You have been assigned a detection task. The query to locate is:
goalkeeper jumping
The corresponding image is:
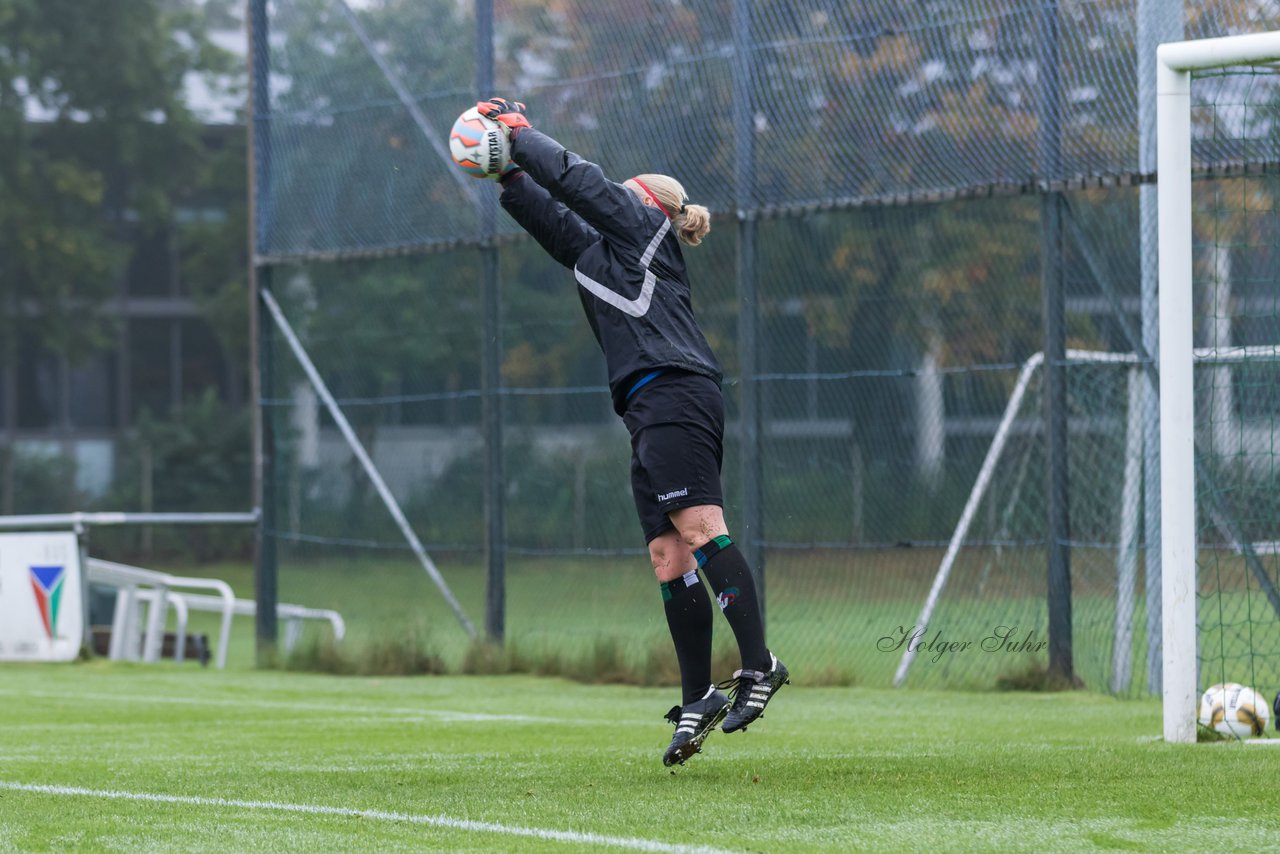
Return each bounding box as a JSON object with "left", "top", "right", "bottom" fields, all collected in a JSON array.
[{"left": 476, "top": 98, "right": 789, "bottom": 767}]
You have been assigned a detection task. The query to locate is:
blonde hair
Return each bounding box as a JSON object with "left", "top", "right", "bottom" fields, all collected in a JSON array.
[{"left": 632, "top": 173, "right": 711, "bottom": 247}]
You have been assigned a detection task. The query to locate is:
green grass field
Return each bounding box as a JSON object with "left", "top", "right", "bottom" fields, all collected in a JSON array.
[{"left": 2, "top": 662, "right": 1278, "bottom": 852}]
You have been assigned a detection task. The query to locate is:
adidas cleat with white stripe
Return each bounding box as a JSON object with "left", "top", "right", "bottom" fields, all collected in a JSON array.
[
  {"left": 662, "top": 689, "right": 731, "bottom": 767},
  {"left": 720, "top": 653, "right": 790, "bottom": 734}
]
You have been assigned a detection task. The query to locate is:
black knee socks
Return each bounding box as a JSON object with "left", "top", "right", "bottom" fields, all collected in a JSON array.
[
  {"left": 694, "top": 535, "right": 770, "bottom": 672},
  {"left": 660, "top": 569, "right": 714, "bottom": 705}
]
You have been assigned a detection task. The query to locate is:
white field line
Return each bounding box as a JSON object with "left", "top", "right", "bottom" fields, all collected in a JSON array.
[
  {"left": 0, "top": 688, "right": 650, "bottom": 726},
  {"left": 0, "top": 781, "right": 736, "bottom": 854}
]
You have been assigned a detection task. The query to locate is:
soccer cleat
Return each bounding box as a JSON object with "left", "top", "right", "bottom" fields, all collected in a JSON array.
[
  {"left": 720, "top": 653, "right": 790, "bottom": 734},
  {"left": 662, "top": 689, "right": 730, "bottom": 767}
]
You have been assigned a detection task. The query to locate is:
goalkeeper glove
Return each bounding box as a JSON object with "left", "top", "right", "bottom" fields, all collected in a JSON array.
[{"left": 476, "top": 98, "right": 531, "bottom": 138}]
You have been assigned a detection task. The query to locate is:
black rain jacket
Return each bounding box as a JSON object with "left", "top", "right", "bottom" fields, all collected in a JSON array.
[{"left": 499, "top": 129, "right": 723, "bottom": 415}]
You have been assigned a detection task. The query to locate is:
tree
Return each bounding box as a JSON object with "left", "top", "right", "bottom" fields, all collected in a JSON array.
[{"left": 0, "top": 0, "right": 234, "bottom": 364}]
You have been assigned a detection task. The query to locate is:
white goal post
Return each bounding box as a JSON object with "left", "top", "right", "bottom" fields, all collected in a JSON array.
[{"left": 1157, "top": 30, "right": 1280, "bottom": 744}]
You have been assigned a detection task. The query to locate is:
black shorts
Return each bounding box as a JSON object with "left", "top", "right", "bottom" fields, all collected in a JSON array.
[{"left": 621, "top": 371, "right": 725, "bottom": 543}]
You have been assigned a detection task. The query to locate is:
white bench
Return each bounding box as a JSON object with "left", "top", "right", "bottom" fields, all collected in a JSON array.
[
  {"left": 87, "top": 559, "right": 236, "bottom": 668},
  {"left": 86, "top": 558, "right": 344, "bottom": 669},
  {"left": 158, "top": 591, "right": 345, "bottom": 654}
]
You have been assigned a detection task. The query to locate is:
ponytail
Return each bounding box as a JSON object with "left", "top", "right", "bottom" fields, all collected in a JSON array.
[
  {"left": 675, "top": 204, "right": 711, "bottom": 247},
  {"left": 631, "top": 173, "right": 712, "bottom": 247}
]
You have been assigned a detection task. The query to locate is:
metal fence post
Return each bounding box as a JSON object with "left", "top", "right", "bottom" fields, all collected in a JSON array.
[
  {"left": 1038, "top": 0, "right": 1073, "bottom": 683},
  {"left": 248, "top": 0, "right": 277, "bottom": 662},
  {"left": 477, "top": 0, "right": 505, "bottom": 643},
  {"left": 1138, "top": 0, "right": 1183, "bottom": 697},
  {"left": 732, "top": 0, "right": 764, "bottom": 626},
  {"left": 256, "top": 269, "right": 278, "bottom": 660}
]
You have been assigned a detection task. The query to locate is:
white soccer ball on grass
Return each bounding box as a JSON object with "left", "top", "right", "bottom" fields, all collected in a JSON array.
[{"left": 1199, "top": 682, "right": 1270, "bottom": 738}]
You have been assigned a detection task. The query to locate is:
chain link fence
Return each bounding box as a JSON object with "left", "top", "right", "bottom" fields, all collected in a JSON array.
[{"left": 253, "top": 0, "right": 1280, "bottom": 692}]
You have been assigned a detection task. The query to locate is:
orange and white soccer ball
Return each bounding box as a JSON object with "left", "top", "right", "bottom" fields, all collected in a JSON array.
[
  {"left": 1199, "top": 682, "right": 1270, "bottom": 738},
  {"left": 448, "top": 107, "right": 509, "bottom": 179}
]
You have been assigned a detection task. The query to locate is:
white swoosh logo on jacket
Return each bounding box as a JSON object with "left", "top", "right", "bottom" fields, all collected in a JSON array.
[{"left": 573, "top": 218, "right": 669, "bottom": 318}]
